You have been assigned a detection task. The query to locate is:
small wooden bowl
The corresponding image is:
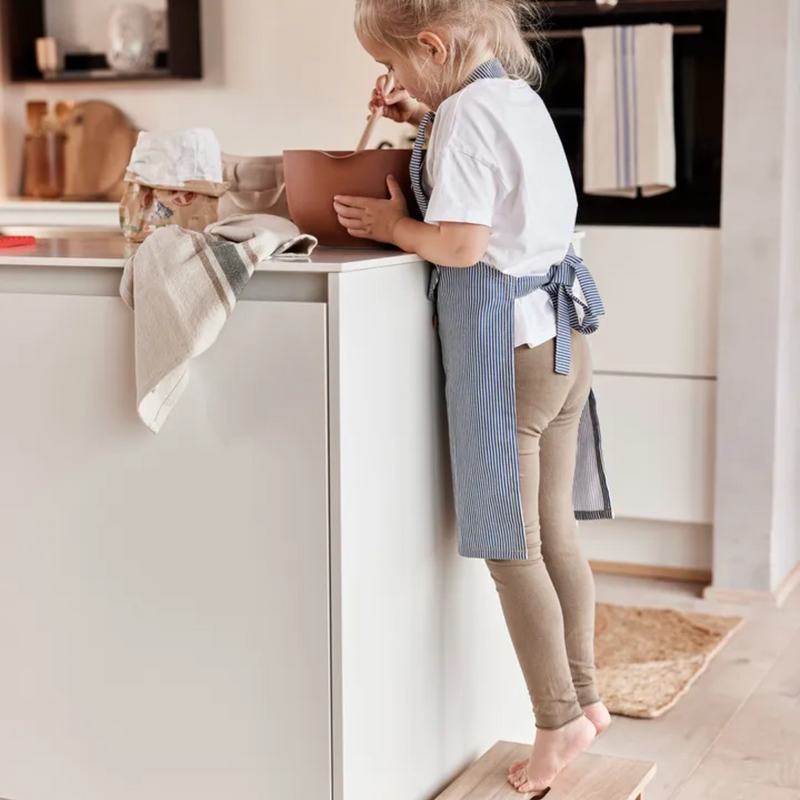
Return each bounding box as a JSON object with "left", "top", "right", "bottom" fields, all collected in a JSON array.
[{"left": 283, "top": 149, "right": 416, "bottom": 248}]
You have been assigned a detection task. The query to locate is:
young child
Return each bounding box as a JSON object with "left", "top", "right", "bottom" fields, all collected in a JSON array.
[{"left": 334, "top": 0, "right": 614, "bottom": 793}]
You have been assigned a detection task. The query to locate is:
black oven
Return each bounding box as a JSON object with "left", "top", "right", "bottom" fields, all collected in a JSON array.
[{"left": 535, "top": 0, "right": 726, "bottom": 227}]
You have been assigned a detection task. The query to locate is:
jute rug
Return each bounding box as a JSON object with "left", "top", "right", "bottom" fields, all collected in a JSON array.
[{"left": 595, "top": 603, "right": 744, "bottom": 719}]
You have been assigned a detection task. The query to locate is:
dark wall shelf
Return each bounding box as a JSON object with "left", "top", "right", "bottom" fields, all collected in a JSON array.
[
  {"left": 32, "top": 70, "right": 175, "bottom": 84},
  {"left": 2, "top": 0, "right": 202, "bottom": 83},
  {"left": 542, "top": 0, "right": 726, "bottom": 16}
]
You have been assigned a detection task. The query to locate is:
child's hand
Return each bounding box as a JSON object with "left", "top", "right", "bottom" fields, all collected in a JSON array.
[
  {"left": 369, "top": 76, "right": 425, "bottom": 125},
  {"left": 333, "top": 175, "right": 410, "bottom": 245}
]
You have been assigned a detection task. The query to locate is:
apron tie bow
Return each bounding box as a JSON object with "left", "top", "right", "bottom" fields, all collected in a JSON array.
[{"left": 543, "top": 250, "right": 605, "bottom": 375}]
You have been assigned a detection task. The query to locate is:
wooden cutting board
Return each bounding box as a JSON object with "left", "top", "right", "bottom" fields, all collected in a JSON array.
[{"left": 63, "top": 100, "right": 139, "bottom": 201}]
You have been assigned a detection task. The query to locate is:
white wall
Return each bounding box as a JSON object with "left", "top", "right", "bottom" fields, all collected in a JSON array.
[
  {"left": 3, "top": 0, "right": 406, "bottom": 195},
  {"left": 713, "top": 0, "right": 800, "bottom": 594},
  {"left": 772, "top": 0, "right": 800, "bottom": 584}
]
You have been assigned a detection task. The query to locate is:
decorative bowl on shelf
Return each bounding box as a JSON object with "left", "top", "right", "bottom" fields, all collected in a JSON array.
[
  {"left": 282, "top": 149, "right": 416, "bottom": 248},
  {"left": 107, "top": 3, "right": 157, "bottom": 75}
]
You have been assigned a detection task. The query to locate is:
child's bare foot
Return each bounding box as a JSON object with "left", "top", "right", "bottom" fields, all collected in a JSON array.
[
  {"left": 505, "top": 702, "right": 610, "bottom": 783},
  {"left": 507, "top": 715, "right": 596, "bottom": 794},
  {"left": 582, "top": 701, "right": 612, "bottom": 735}
]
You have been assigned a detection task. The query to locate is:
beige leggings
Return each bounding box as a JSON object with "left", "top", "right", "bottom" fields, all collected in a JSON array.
[{"left": 487, "top": 332, "right": 600, "bottom": 730}]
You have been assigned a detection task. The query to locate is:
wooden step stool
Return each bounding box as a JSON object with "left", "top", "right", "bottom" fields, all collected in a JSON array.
[{"left": 435, "top": 741, "right": 656, "bottom": 800}]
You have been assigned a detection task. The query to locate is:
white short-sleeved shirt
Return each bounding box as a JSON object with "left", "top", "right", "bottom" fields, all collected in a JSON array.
[{"left": 423, "top": 78, "right": 577, "bottom": 348}]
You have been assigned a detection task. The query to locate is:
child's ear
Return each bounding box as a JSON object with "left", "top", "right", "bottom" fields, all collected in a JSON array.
[{"left": 417, "top": 31, "right": 448, "bottom": 65}]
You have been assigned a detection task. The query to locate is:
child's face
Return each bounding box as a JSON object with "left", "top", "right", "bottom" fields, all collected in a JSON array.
[{"left": 360, "top": 35, "right": 430, "bottom": 107}]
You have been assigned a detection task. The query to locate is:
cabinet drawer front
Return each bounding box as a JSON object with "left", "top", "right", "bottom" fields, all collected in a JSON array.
[
  {"left": 584, "top": 227, "right": 721, "bottom": 377},
  {"left": 0, "top": 296, "right": 332, "bottom": 800},
  {"left": 594, "top": 374, "right": 716, "bottom": 524}
]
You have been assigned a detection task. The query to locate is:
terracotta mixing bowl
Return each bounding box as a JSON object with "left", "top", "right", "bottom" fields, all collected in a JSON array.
[{"left": 283, "top": 149, "right": 416, "bottom": 248}]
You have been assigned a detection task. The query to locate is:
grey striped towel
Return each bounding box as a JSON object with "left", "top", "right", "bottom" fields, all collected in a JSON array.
[{"left": 120, "top": 214, "right": 317, "bottom": 432}]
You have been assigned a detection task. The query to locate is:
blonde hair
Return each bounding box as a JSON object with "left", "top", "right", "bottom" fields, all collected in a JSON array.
[{"left": 355, "top": 0, "right": 545, "bottom": 101}]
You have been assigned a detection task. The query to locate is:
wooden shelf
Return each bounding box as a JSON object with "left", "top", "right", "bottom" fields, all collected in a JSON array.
[{"left": 3, "top": 0, "right": 202, "bottom": 83}]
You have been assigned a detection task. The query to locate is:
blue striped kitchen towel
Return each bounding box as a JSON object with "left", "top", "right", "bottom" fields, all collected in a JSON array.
[{"left": 582, "top": 24, "right": 676, "bottom": 198}]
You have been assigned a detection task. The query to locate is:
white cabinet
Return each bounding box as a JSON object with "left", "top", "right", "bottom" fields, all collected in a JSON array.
[
  {"left": 584, "top": 226, "right": 721, "bottom": 378},
  {"left": 580, "top": 227, "right": 720, "bottom": 574},
  {"left": 0, "top": 294, "right": 332, "bottom": 800},
  {"left": 594, "top": 374, "right": 717, "bottom": 524}
]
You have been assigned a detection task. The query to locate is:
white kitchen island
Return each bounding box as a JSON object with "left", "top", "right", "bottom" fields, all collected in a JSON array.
[{"left": 0, "top": 237, "right": 534, "bottom": 800}]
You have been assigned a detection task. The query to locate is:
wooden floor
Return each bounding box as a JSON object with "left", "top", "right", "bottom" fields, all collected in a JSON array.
[{"left": 591, "top": 574, "right": 800, "bottom": 800}]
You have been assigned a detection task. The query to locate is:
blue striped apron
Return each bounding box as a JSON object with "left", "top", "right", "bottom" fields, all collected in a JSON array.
[{"left": 413, "top": 60, "right": 613, "bottom": 560}]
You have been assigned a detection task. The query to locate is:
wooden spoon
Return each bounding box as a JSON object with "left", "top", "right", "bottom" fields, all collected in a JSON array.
[
  {"left": 355, "top": 73, "right": 395, "bottom": 152},
  {"left": 55, "top": 100, "right": 75, "bottom": 130},
  {"left": 26, "top": 101, "right": 48, "bottom": 135}
]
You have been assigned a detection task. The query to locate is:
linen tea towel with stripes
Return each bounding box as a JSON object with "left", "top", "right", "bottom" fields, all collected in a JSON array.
[
  {"left": 582, "top": 24, "right": 676, "bottom": 198},
  {"left": 119, "top": 214, "right": 317, "bottom": 433}
]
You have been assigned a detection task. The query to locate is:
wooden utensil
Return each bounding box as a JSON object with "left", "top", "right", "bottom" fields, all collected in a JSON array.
[
  {"left": 55, "top": 101, "right": 74, "bottom": 130},
  {"left": 356, "top": 73, "right": 395, "bottom": 152},
  {"left": 26, "top": 101, "right": 48, "bottom": 135},
  {"left": 23, "top": 102, "right": 54, "bottom": 198},
  {"left": 62, "top": 100, "right": 139, "bottom": 200}
]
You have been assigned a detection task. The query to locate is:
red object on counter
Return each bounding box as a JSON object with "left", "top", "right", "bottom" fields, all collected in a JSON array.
[{"left": 0, "top": 236, "right": 36, "bottom": 248}]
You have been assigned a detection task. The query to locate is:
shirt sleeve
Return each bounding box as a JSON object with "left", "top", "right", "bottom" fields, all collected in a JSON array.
[{"left": 424, "top": 146, "right": 507, "bottom": 227}]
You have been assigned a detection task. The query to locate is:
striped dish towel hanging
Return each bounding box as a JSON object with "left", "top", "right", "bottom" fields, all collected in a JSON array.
[
  {"left": 119, "top": 214, "right": 317, "bottom": 433},
  {"left": 582, "top": 24, "right": 676, "bottom": 198}
]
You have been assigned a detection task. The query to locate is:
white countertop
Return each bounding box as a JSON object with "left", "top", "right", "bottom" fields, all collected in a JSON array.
[
  {"left": 0, "top": 235, "right": 423, "bottom": 273},
  {"left": 0, "top": 199, "right": 117, "bottom": 212},
  {"left": 0, "top": 229, "right": 587, "bottom": 273}
]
